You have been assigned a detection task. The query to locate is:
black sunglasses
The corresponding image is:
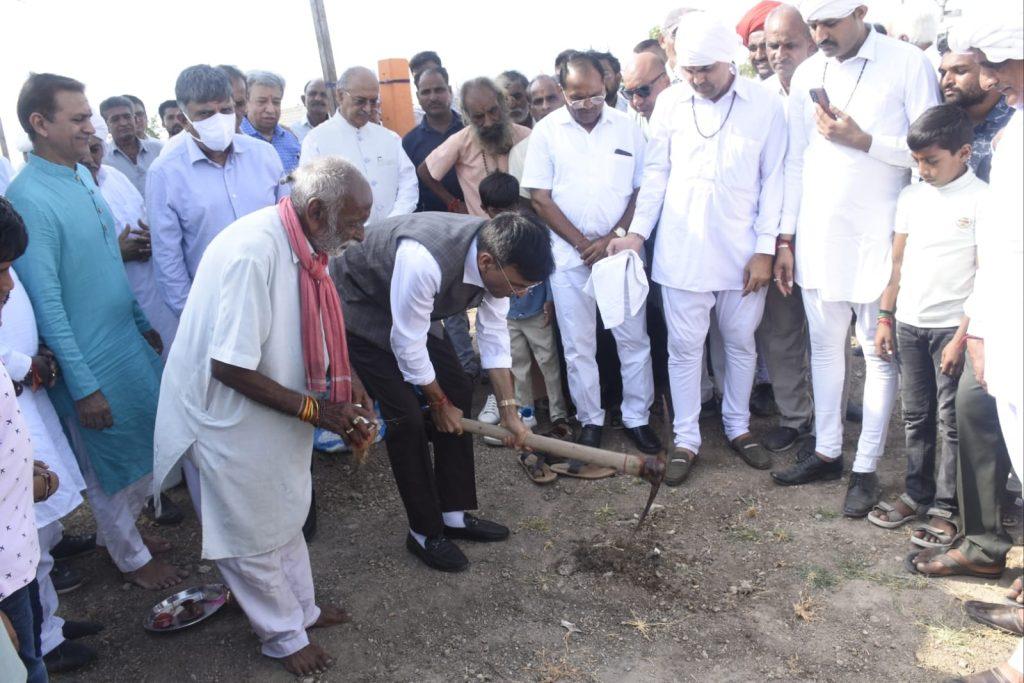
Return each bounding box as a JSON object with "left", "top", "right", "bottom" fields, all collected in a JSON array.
[{"left": 621, "top": 72, "right": 667, "bottom": 100}]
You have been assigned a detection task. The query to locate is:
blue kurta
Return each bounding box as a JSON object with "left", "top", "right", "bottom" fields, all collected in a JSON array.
[{"left": 7, "top": 153, "right": 161, "bottom": 494}]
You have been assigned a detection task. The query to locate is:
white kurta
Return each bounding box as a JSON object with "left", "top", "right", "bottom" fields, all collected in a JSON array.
[
  {"left": 0, "top": 269, "right": 85, "bottom": 528},
  {"left": 783, "top": 28, "right": 940, "bottom": 303},
  {"left": 153, "top": 206, "right": 314, "bottom": 560},
  {"left": 97, "top": 165, "right": 179, "bottom": 357},
  {"left": 299, "top": 116, "right": 418, "bottom": 225},
  {"left": 967, "top": 110, "right": 1022, "bottom": 408},
  {"left": 630, "top": 77, "right": 787, "bottom": 292}
]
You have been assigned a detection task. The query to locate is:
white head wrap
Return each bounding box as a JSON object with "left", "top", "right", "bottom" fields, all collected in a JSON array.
[
  {"left": 674, "top": 11, "right": 741, "bottom": 68},
  {"left": 89, "top": 113, "right": 109, "bottom": 155},
  {"left": 948, "top": 8, "right": 1024, "bottom": 64},
  {"left": 799, "top": 0, "right": 864, "bottom": 23}
]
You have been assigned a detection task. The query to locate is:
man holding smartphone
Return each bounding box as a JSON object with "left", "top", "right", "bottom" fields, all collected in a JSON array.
[{"left": 771, "top": 0, "right": 940, "bottom": 517}]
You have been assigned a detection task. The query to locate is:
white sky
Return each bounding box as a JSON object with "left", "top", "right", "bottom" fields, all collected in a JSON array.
[{"left": 1, "top": 0, "right": 914, "bottom": 166}]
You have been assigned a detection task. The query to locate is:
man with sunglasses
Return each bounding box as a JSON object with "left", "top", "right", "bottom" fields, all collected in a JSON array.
[
  {"left": 621, "top": 52, "right": 671, "bottom": 133},
  {"left": 523, "top": 51, "right": 661, "bottom": 464},
  {"left": 333, "top": 211, "right": 554, "bottom": 572},
  {"left": 300, "top": 66, "right": 418, "bottom": 226}
]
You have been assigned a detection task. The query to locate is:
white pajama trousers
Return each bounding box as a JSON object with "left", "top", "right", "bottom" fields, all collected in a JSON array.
[
  {"left": 802, "top": 289, "right": 898, "bottom": 470},
  {"left": 182, "top": 458, "right": 320, "bottom": 659},
  {"left": 549, "top": 265, "right": 654, "bottom": 428},
  {"left": 662, "top": 287, "right": 767, "bottom": 453},
  {"left": 64, "top": 419, "right": 152, "bottom": 573},
  {"left": 34, "top": 521, "right": 65, "bottom": 655}
]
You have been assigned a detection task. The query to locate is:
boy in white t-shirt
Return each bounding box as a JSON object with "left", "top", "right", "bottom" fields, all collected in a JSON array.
[{"left": 869, "top": 105, "right": 987, "bottom": 544}]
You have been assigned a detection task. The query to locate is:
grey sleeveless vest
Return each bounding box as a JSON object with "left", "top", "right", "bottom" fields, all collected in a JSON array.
[{"left": 332, "top": 212, "right": 488, "bottom": 350}]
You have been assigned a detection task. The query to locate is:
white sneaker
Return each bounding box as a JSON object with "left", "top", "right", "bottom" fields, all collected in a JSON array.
[{"left": 477, "top": 394, "right": 500, "bottom": 424}]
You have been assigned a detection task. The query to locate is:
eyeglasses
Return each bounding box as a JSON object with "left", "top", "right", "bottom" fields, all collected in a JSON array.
[
  {"left": 622, "top": 72, "right": 667, "bottom": 100},
  {"left": 497, "top": 261, "right": 540, "bottom": 298},
  {"left": 565, "top": 94, "right": 605, "bottom": 110},
  {"left": 342, "top": 92, "right": 381, "bottom": 108}
]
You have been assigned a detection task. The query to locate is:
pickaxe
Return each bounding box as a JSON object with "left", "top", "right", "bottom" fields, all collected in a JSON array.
[{"left": 460, "top": 397, "right": 671, "bottom": 531}]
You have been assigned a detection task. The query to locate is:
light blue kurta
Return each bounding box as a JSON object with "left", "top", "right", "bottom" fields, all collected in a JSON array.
[{"left": 7, "top": 153, "right": 162, "bottom": 495}]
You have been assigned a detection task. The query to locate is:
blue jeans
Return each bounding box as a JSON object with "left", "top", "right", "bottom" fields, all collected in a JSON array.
[{"left": 0, "top": 580, "right": 48, "bottom": 683}]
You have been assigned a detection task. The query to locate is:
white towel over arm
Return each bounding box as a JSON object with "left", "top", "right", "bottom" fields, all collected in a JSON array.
[{"left": 582, "top": 250, "right": 649, "bottom": 329}]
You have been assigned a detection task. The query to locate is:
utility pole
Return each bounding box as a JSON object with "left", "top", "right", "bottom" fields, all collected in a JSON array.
[{"left": 309, "top": 0, "right": 339, "bottom": 113}]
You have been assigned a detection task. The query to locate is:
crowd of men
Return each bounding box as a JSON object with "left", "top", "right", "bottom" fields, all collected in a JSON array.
[{"left": 1, "top": 0, "right": 1022, "bottom": 680}]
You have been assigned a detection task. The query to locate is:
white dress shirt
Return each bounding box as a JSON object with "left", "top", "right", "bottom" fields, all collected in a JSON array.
[
  {"left": 389, "top": 239, "right": 511, "bottom": 386},
  {"left": 522, "top": 105, "right": 646, "bottom": 272},
  {"left": 782, "top": 28, "right": 941, "bottom": 303},
  {"left": 300, "top": 115, "right": 418, "bottom": 225},
  {"left": 629, "top": 77, "right": 787, "bottom": 292}
]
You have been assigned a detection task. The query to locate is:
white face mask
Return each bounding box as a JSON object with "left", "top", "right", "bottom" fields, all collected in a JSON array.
[{"left": 185, "top": 111, "right": 235, "bottom": 151}]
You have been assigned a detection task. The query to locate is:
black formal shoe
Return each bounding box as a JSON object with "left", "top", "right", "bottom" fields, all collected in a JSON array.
[
  {"left": 845, "top": 401, "right": 863, "bottom": 423},
  {"left": 405, "top": 533, "right": 469, "bottom": 572},
  {"left": 762, "top": 426, "right": 801, "bottom": 453},
  {"left": 302, "top": 488, "right": 318, "bottom": 542},
  {"left": 577, "top": 424, "right": 603, "bottom": 449},
  {"left": 699, "top": 397, "right": 720, "bottom": 421},
  {"left": 44, "top": 640, "right": 98, "bottom": 674},
  {"left": 964, "top": 601, "right": 1024, "bottom": 636},
  {"left": 62, "top": 620, "right": 105, "bottom": 640},
  {"left": 143, "top": 493, "right": 183, "bottom": 526},
  {"left": 443, "top": 514, "right": 510, "bottom": 542},
  {"left": 771, "top": 444, "right": 843, "bottom": 486},
  {"left": 624, "top": 425, "right": 662, "bottom": 454},
  {"left": 749, "top": 383, "right": 777, "bottom": 417},
  {"left": 51, "top": 533, "right": 96, "bottom": 561},
  {"left": 51, "top": 561, "right": 85, "bottom": 594},
  {"left": 843, "top": 471, "right": 881, "bottom": 517}
]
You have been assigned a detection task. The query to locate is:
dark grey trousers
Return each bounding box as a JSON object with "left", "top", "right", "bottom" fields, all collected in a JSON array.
[{"left": 896, "top": 322, "right": 959, "bottom": 511}]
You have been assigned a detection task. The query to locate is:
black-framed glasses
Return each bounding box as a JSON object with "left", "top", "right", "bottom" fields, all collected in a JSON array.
[
  {"left": 497, "top": 261, "right": 540, "bottom": 298},
  {"left": 622, "top": 72, "right": 668, "bottom": 100}
]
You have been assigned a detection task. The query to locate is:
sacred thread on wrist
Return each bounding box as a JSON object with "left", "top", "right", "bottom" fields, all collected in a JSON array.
[{"left": 428, "top": 395, "right": 450, "bottom": 409}]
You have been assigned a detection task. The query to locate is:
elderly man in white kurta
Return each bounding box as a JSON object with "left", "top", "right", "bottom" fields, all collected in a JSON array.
[
  {"left": 300, "top": 66, "right": 418, "bottom": 225},
  {"left": 152, "top": 158, "right": 377, "bottom": 677},
  {"left": 523, "top": 51, "right": 662, "bottom": 462},
  {"left": 611, "top": 11, "right": 786, "bottom": 485},
  {"left": 770, "top": 0, "right": 940, "bottom": 518}
]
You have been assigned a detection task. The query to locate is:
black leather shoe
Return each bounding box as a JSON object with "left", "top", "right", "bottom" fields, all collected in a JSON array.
[
  {"left": 443, "top": 514, "right": 510, "bottom": 542},
  {"left": 63, "top": 620, "right": 105, "bottom": 640},
  {"left": 405, "top": 533, "right": 469, "bottom": 572},
  {"left": 51, "top": 561, "right": 85, "bottom": 594},
  {"left": 749, "top": 383, "right": 777, "bottom": 417},
  {"left": 624, "top": 425, "right": 662, "bottom": 454},
  {"left": 771, "top": 443, "right": 843, "bottom": 486},
  {"left": 51, "top": 533, "right": 96, "bottom": 561},
  {"left": 964, "top": 601, "right": 1024, "bottom": 636},
  {"left": 762, "top": 426, "right": 801, "bottom": 453},
  {"left": 144, "top": 493, "right": 183, "bottom": 526},
  {"left": 845, "top": 401, "right": 863, "bottom": 423},
  {"left": 843, "top": 471, "right": 881, "bottom": 517},
  {"left": 577, "top": 424, "right": 603, "bottom": 449},
  {"left": 44, "top": 640, "right": 97, "bottom": 674}
]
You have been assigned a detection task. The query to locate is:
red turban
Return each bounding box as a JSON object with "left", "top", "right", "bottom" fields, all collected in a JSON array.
[{"left": 736, "top": 1, "right": 781, "bottom": 46}]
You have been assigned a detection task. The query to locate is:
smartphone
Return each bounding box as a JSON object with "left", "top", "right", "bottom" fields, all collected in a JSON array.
[{"left": 809, "top": 87, "right": 837, "bottom": 119}]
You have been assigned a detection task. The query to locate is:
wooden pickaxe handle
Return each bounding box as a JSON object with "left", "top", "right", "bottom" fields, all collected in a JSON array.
[{"left": 460, "top": 418, "right": 664, "bottom": 484}]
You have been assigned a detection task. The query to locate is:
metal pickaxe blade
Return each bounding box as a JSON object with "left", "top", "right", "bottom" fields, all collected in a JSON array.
[
  {"left": 633, "top": 395, "right": 672, "bottom": 533},
  {"left": 460, "top": 416, "right": 666, "bottom": 526}
]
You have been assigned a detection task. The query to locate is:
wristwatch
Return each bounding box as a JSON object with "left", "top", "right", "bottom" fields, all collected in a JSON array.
[{"left": 613, "top": 227, "right": 627, "bottom": 238}]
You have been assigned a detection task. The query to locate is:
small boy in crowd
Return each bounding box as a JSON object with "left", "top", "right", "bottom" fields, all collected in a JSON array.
[
  {"left": 869, "top": 104, "right": 986, "bottom": 548},
  {"left": 475, "top": 173, "right": 572, "bottom": 481}
]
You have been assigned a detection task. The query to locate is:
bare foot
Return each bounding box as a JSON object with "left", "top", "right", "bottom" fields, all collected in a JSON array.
[
  {"left": 280, "top": 643, "right": 333, "bottom": 676},
  {"left": 310, "top": 605, "right": 352, "bottom": 629},
  {"left": 124, "top": 559, "right": 189, "bottom": 590},
  {"left": 1009, "top": 576, "right": 1023, "bottom": 603},
  {"left": 142, "top": 532, "right": 173, "bottom": 555}
]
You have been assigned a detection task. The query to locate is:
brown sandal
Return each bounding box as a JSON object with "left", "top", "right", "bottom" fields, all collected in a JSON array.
[{"left": 905, "top": 547, "right": 1005, "bottom": 579}]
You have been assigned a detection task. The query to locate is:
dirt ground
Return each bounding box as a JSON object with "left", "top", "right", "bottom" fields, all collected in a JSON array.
[{"left": 52, "top": 361, "right": 1023, "bottom": 683}]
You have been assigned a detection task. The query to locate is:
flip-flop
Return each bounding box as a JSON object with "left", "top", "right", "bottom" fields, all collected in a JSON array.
[
  {"left": 904, "top": 548, "right": 1005, "bottom": 579},
  {"left": 519, "top": 452, "right": 557, "bottom": 484},
  {"left": 549, "top": 459, "right": 616, "bottom": 480}
]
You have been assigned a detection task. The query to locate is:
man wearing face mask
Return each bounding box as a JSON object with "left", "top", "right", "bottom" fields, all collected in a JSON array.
[
  {"left": 146, "top": 64, "right": 285, "bottom": 318},
  {"left": 300, "top": 66, "right": 418, "bottom": 227}
]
